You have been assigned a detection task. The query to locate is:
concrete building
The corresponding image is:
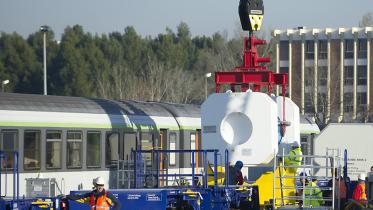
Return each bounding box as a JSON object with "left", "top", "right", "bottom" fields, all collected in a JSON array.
[{"left": 273, "top": 27, "right": 373, "bottom": 123}]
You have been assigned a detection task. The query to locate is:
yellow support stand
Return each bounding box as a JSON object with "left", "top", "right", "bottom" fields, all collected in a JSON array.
[{"left": 253, "top": 165, "right": 297, "bottom": 209}]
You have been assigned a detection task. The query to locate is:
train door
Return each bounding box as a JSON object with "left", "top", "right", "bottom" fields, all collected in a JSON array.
[
  {"left": 159, "top": 129, "right": 168, "bottom": 170},
  {"left": 189, "top": 129, "right": 201, "bottom": 169},
  {"left": 140, "top": 132, "right": 154, "bottom": 166},
  {"left": 169, "top": 132, "right": 177, "bottom": 167},
  {"left": 105, "top": 132, "right": 119, "bottom": 166},
  {"left": 159, "top": 129, "right": 168, "bottom": 186},
  {"left": 123, "top": 132, "right": 137, "bottom": 161},
  {"left": 196, "top": 129, "right": 201, "bottom": 168}
]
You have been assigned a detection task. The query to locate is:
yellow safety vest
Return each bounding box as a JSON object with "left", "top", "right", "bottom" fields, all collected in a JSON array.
[
  {"left": 284, "top": 147, "right": 302, "bottom": 173},
  {"left": 303, "top": 181, "right": 324, "bottom": 207}
]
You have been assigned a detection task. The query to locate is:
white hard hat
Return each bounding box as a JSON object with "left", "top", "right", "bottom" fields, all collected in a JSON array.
[
  {"left": 358, "top": 173, "right": 366, "bottom": 181},
  {"left": 292, "top": 141, "right": 300, "bottom": 147},
  {"left": 95, "top": 177, "right": 105, "bottom": 185}
]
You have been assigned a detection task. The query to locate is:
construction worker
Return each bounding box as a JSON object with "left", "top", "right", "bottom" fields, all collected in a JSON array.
[
  {"left": 229, "top": 161, "right": 244, "bottom": 185},
  {"left": 284, "top": 141, "right": 303, "bottom": 173},
  {"left": 298, "top": 173, "right": 324, "bottom": 207},
  {"left": 65, "top": 177, "right": 121, "bottom": 210},
  {"left": 352, "top": 173, "right": 367, "bottom": 204},
  {"left": 325, "top": 168, "right": 347, "bottom": 208}
]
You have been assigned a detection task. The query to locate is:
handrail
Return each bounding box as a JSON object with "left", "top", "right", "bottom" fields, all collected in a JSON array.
[
  {"left": 131, "top": 149, "right": 226, "bottom": 189},
  {"left": 0, "top": 151, "right": 19, "bottom": 204},
  {"left": 273, "top": 150, "right": 341, "bottom": 209}
]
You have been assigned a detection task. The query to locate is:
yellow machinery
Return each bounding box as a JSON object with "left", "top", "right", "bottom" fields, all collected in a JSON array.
[{"left": 208, "top": 162, "right": 297, "bottom": 209}]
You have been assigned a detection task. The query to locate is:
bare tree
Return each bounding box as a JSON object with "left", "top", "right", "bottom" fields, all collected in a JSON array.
[{"left": 299, "top": 63, "right": 342, "bottom": 128}]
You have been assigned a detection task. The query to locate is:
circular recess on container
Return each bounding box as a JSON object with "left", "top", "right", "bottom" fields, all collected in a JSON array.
[{"left": 220, "top": 112, "right": 253, "bottom": 145}]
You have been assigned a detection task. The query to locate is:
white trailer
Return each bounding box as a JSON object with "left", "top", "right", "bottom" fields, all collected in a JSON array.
[{"left": 314, "top": 123, "right": 373, "bottom": 180}]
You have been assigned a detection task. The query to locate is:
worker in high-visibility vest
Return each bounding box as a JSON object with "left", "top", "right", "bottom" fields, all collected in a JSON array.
[
  {"left": 325, "top": 168, "right": 347, "bottom": 208},
  {"left": 65, "top": 177, "right": 121, "bottom": 210},
  {"left": 353, "top": 173, "right": 367, "bottom": 205},
  {"left": 284, "top": 141, "right": 303, "bottom": 173},
  {"left": 298, "top": 173, "right": 324, "bottom": 207}
]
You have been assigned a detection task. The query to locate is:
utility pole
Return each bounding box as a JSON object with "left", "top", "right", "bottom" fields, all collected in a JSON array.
[
  {"left": 205, "top": 72, "right": 212, "bottom": 99},
  {"left": 40, "top": 25, "right": 49, "bottom": 95}
]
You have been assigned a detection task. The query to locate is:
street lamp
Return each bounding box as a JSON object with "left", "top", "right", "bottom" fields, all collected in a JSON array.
[
  {"left": 40, "top": 25, "right": 49, "bottom": 95},
  {"left": 2, "top": 80, "right": 9, "bottom": 92},
  {"left": 205, "top": 72, "right": 212, "bottom": 99}
]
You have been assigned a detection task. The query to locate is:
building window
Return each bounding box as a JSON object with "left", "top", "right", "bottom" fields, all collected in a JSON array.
[
  {"left": 358, "top": 92, "right": 367, "bottom": 112},
  {"left": 105, "top": 132, "right": 119, "bottom": 166},
  {"left": 343, "top": 93, "right": 353, "bottom": 113},
  {"left": 318, "top": 40, "right": 327, "bottom": 59},
  {"left": 358, "top": 66, "right": 367, "bottom": 85},
  {"left": 317, "top": 93, "right": 327, "bottom": 113},
  {"left": 280, "top": 67, "right": 288, "bottom": 74},
  {"left": 0, "top": 130, "right": 18, "bottom": 169},
  {"left": 67, "top": 131, "right": 82, "bottom": 168},
  {"left": 358, "top": 39, "right": 367, "bottom": 59},
  {"left": 305, "top": 67, "right": 314, "bottom": 86},
  {"left": 169, "top": 133, "right": 176, "bottom": 166},
  {"left": 305, "top": 40, "right": 314, "bottom": 60},
  {"left": 87, "top": 131, "right": 101, "bottom": 167},
  {"left": 318, "top": 66, "right": 327, "bottom": 86},
  {"left": 24, "top": 131, "right": 41, "bottom": 170},
  {"left": 280, "top": 41, "right": 289, "bottom": 60},
  {"left": 304, "top": 92, "right": 313, "bottom": 113},
  {"left": 345, "top": 39, "right": 354, "bottom": 59},
  {"left": 46, "top": 131, "right": 62, "bottom": 169},
  {"left": 358, "top": 92, "right": 367, "bottom": 105},
  {"left": 344, "top": 66, "right": 354, "bottom": 86}
]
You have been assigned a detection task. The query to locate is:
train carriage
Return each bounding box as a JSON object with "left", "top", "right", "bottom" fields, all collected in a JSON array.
[
  {"left": 0, "top": 93, "right": 201, "bottom": 196},
  {"left": 0, "top": 92, "right": 318, "bottom": 198}
]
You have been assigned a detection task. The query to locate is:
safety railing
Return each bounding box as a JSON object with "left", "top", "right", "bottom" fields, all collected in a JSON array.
[
  {"left": 0, "top": 151, "right": 19, "bottom": 202},
  {"left": 273, "top": 148, "right": 342, "bottom": 209},
  {"left": 131, "top": 149, "right": 229, "bottom": 189}
]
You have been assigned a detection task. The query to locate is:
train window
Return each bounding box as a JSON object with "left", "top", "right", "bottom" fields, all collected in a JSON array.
[
  {"left": 67, "top": 131, "right": 82, "bottom": 168},
  {"left": 123, "top": 132, "right": 136, "bottom": 161},
  {"left": 46, "top": 131, "right": 62, "bottom": 169},
  {"left": 169, "top": 133, "right": 176, "bottom": 166},
  {"left": 87, "top": 131, "right": 101, "bottom": 167},
  {"left": 106, "top": 132, "right": 119, "bottom": 166},
  {"left": 190, "top": 133, "right": 196, "bottom": 164},
  {"left": 24, "top": 130, "right": 41, "bottom": 170},
  {"left": 0, "top": 130, "right": 18, "bottom": 169}
]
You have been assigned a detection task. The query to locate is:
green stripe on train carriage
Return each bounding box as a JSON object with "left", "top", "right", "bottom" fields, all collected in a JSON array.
[
  {"left": 0, "top": 122, "right": 200, "bottom": 130},
  {"left": 300, "top": 130, "right": 320, "bottom": 134}
]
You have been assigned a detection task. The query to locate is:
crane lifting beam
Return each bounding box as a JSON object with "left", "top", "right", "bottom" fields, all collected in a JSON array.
[{"left": 214, "top": 0, "right": 288, "bottom": 94}]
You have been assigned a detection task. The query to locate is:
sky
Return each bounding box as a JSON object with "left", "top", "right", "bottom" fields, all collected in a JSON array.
[{"left": 0, "top": 0, "right": 372, "bottom": 40}]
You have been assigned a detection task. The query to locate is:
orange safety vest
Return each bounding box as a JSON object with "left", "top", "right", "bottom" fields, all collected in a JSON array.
[
  {"left": 89, "top": 191, "right": 110, "bottom": 210},
  {"left": 353, "top": 182, "right": 367, "bottom": 203}
]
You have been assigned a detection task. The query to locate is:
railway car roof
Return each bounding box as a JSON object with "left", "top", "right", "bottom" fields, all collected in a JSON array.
[
  {"left": 0, "top": 93, "right": 199, "bottom": 117},
  {"left": 157, "top": 102, "right": 200, "bottom": 118}
]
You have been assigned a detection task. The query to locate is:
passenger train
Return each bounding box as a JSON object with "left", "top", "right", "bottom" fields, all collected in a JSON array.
[{"left": 0, "top": 92, "right": 319, "bottom": 197}]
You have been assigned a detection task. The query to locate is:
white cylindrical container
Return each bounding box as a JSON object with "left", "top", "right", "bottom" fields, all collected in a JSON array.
[{"left": 202, "top": 91, "right": 278, "bottom": 165}]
